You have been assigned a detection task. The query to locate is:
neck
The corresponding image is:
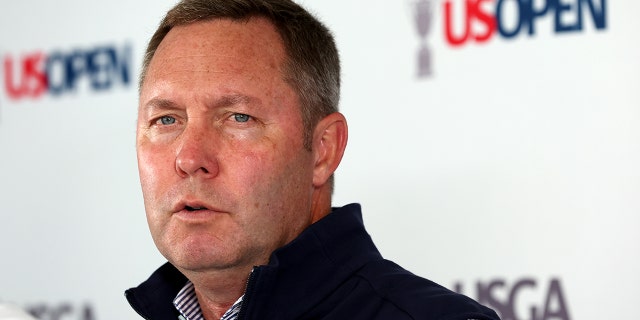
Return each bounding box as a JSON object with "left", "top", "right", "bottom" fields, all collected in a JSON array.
[
  {"left": 310, "top": 184, "right": 333, "bottom": 223},
  {"left": 183, "top": 266, "right": 252, "bottom": 320}
]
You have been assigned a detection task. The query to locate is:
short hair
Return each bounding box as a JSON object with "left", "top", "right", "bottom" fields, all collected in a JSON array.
[{"left": 140, "top": 0, "right": 341, "bottom": 150}]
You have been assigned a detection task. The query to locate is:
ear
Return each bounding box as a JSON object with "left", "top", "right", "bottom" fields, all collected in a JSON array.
[{"left": 312, "top": 112, "right": 348, "bottom": 188}]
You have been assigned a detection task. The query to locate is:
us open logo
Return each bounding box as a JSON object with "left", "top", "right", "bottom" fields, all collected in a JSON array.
[
  {"left": 411, "top": 0, "right": 607, "bottom": 79},
  {"left": 2, "top": 42, "right": 132, "bottom": 100}
]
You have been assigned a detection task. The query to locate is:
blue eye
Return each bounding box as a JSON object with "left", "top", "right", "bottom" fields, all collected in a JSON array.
[
  {"left": 234, "top": 114, "right": 250, "bottom": 123},
  {"left": 158, "top": 116, "right": 176, "bottom": 125}
]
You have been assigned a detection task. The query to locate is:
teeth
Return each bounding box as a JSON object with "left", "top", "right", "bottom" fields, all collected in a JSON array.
[{"left": 185, "top": 206, "right": 205, "bottom": 211}]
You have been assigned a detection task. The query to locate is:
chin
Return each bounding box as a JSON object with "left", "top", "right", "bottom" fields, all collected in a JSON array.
[{"left": 163, "top": 241, "right": 236, "bottom": 272}]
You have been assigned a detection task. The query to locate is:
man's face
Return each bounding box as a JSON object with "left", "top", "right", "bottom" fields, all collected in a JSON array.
[{"left": 136, "top": 18, "right": 316, "bottom": 272}]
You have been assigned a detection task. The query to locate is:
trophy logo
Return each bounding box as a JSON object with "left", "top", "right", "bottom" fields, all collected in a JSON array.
[{"left": 414, "top": 0, "right": 433, "bottom": 78}]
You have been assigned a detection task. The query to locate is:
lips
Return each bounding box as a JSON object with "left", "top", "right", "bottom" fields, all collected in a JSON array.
[
  {"left": 172, "top": 200, "right": 227, "bottom": 222},
  {"left": 173, "top": 200, "right": 213, "bottom": 213}
]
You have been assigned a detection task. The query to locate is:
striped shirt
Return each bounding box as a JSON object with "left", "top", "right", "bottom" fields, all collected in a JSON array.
[{"left": 174, "top": 281, "right": 243, "bottom": 320}]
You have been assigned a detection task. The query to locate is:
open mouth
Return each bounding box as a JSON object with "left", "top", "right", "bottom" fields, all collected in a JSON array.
[
  {"left": 173, "top": 202, "right": 223, "bottom": 221},
  {"left": 184, "top": 205, "right": 207, "bottom": 212}
]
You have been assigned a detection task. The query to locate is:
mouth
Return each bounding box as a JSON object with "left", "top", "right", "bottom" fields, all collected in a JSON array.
[
  {"left": 184, "top": 205, "right": 208, "bottom": 212},
  {"left": 172, "top": 199, "right": 226, "bottom": 219},
  {"left": 172, "top": 198, "right": 212, "bottom": 213}
]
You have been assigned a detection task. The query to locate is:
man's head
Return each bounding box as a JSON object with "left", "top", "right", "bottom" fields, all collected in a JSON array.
[
  {"left": 136, "top": 0, "right": 347, "bottom": 276},
  {"left": 140, "top": 0, "right": 341, "bottom": 149}
]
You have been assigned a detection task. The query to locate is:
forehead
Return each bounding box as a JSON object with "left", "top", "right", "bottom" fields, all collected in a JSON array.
[{"left": 142, "top": 17, "right": 289, "bottom": 94}]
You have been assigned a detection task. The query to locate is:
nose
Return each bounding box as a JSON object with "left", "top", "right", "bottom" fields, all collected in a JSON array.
[{"left": 175, "top": 124, "right": 219, "bottom": 179}]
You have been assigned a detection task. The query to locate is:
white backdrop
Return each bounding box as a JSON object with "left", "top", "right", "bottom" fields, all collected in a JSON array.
[{"left": 1, "top": 1, "right": 637, "bottom": 319}]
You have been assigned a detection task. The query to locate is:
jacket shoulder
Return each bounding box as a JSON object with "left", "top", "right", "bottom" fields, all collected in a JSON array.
[{"left": 356, "top": 259, "right": 501, "bottom": 320}]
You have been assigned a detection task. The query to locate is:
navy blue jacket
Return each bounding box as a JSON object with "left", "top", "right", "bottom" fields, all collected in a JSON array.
[{"left": 126, "top": 203, "right": 500, "bottom": 319}]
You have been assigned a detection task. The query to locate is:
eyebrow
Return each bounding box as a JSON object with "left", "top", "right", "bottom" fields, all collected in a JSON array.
[
  {"left": 213, "top": 94, "right": 255, "bottom": 108},
  {"left": 143, "top": 98, "right": 180, "bottom": 111},
  {"left": 142, "top": 93, "right": 258, "bottom": 111}
]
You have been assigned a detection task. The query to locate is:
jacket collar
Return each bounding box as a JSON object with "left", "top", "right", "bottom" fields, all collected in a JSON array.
[
  {"left": 125, "top": 261, "right": 187, "bottom": 320},
  {"left": 240, "top": 203, "right": 383, "bottom": 318}
]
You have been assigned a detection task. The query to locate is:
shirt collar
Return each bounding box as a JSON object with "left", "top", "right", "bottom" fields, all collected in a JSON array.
[{"left": 173, "top": 281, "right": 244, "bottom": 320}]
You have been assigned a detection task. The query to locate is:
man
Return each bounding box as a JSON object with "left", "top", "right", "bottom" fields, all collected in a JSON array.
[{"left": 126, "top": 0, "right": 501, "bottom": 319}]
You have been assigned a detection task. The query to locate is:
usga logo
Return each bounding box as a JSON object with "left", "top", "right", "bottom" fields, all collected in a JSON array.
[
  {"left": 2, "top": 43, "right": 132, "bottom": 100},
  {"left": 454, "top": 277, "right": 572, "bottom": 320}
]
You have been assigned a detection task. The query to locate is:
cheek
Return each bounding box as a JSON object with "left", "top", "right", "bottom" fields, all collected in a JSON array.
[
  {"left": 137, "top": 152, "right": 156, "bottom": 192},
  {"left": 137, "top": 144, "right": 173, "bottom": 202},
  {"left": 227, "top": 151, "right": 276, "bottom": 193},
  {"left": 232, "top": 144, "right": 311, "bottom": 204}
]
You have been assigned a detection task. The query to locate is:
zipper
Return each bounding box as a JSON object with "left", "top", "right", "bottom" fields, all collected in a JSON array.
[{"left": 237, "top": 266, "right": 259, "bottom": 320}]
